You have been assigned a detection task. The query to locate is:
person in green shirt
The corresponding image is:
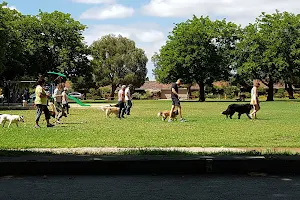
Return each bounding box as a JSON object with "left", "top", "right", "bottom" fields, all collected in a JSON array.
[{"left": 34, "top": 78, "right": 54, "bottom": 128}]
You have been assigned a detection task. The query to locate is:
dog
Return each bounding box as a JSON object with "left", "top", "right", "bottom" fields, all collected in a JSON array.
[
  {"left": 157, "top": 110, "right": 179, "bottom": 121},
  {"left": 100, "top": 106, "right": 120, "bottom": 118},
  {"left": 222, "top": 104, "right": 253, "bottom": 119},
  {"left": 0, "top": 114, "right": 24, "bottom": 128}
]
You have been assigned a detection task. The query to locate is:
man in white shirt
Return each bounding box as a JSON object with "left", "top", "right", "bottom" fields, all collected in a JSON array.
[
  {"left": 53, "top": 83, "right": 65, "bottom": 123},
  {"left": 125, "top": 84, "right": 132, "bottom": 115},
  {"left": 62, "top": 87, "right": 69, "bottom": 114},
  {"left": 118, "top": 85, "right": 126, "bottom": 119}
]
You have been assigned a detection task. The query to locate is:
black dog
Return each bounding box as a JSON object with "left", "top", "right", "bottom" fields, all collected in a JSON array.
[{"left": 222, "top": 104, "right": 253, "bottom": 119}]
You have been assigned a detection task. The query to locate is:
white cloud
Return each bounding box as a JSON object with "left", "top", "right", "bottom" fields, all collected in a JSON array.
[
  {"left": 84, "top": 24, "right": 166, "bottom": 80},
  {"left": 142, "top": 0, "right": 300, "bottom": 25},
  {"left": 72, "top": 0, "right": 115, "bottom": 4},
  {"left": 84, "top": 24, "right": 165, "bottom": 45},
  {"left": 80, "top": 4, "right": 134, "bottom": 20},
  {"left": 2, "top": 5, "right": 18, "bottom": 12}
]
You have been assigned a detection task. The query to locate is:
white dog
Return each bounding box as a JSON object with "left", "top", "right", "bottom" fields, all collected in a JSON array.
[{"left": 0, "top": 114, "right": 24, "bottom": 128}]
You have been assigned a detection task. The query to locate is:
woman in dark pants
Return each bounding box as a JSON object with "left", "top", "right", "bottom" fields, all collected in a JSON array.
[{"left": 34, "top": 78, "right": 54, "bottom": 128}]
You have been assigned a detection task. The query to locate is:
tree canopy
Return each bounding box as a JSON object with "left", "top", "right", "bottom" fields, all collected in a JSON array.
[
  {"left": 236, "top": 11, "right": 300, "bottom": 101},
  {"left": 0, "top": 2, "right": 91, "bottom": 84},
  {"left": 153, "top": 16, "right": 240, "bottom": 101},
  {"left": 90, "top": 34, "right": 148, "bottom": 97}
]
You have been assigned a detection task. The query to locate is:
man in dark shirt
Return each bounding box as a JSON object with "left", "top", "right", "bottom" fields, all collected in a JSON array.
[{"left": 169, "top": 79, "right": 187, "bottom": 122}]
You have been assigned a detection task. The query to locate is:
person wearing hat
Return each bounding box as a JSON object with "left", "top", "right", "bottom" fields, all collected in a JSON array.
[
  {"left": 118, "top": 85, "right": 126, "bottom": 118},
  {"left": 168, "top": 79, "right": 187, "bottom": 122},
  {"left": 125, "top": 84, "right": 133, "bottom": 115}
]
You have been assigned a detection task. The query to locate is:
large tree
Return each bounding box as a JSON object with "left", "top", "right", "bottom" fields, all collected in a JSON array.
[
  {"left": 21, "top": 11, "right": 91, "bottom": 79},
  {"left": 236, "top": 11, "right": 300, "bottom": 101},
  {"left": 0, "top": 6, "right": 91, "bottom": 81},
  {"left": 90, "top": 34, "right": 148, "bottom": 98},
  {"left": 0, "top": 2, "right": 24, "bottom": 81},
  {"left": 153, "top": 16, "right": 240, "bottom": 101}
]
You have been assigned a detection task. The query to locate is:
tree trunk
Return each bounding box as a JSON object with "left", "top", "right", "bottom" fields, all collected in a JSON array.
[
  {"left": 197, "top": 82, "right": 205, "bottom": 102},
  {"left": 110, "top": 84, "right": 117, "bottom": 100},
  {"left": 288, "top": 83, "right": 295, "bottom": 99},
  {"left": 266, "top": 78, "right": 274, "bottom": 101}
]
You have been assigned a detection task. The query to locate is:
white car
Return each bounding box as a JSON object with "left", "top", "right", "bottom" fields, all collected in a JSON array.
[{"left": 68, "top": 92, "right": 83, "bottom": 100}]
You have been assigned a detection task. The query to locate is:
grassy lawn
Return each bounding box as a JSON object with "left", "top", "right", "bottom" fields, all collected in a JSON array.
[{"left": 0, "top": 100, "right": 300, "bottom": 149}]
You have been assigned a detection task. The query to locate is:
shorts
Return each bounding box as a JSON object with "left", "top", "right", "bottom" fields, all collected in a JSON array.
[{"left": 172, "top": 98, "right": 180, "bottom": 106}]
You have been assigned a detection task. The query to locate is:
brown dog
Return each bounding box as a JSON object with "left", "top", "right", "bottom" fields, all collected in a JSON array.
[
  {"left": 100, "top": 106, "right": 120, "bottom": 118},
  {"left": 157, "top": 110, "right": 179, "bottom": 121}
]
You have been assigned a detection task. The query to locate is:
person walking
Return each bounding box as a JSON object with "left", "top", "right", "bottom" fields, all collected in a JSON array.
[
  {"left": 62, "top": 87, "right": 69, "bottom": 115},
  {"left": 118, "top": 85, "right": 126, "bottom": 119},
  {"left": 53, "top": 83, "right": 65, "bottom": 123},
  {"left": 168, "top": 79, "right": 187, "bottom": 122},
  {"left": 250, "top": 81, "right": 260, "bottom": 119},
  {"left": 34, "top": 78, "right": 54, "bottom": 128},
  {"left": 125, "top": 84, "right": 133, "bottom": 115}
]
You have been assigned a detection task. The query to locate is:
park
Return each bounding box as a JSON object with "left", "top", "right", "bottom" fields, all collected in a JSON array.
[
  {"left": 1, "top": 1, "right": 300, "bottom": 155},
  {"left": 2, "top": 1, "right": 300, "bottom": 199},
  {"left": 1, "top": 99, "right": 300, "bottom": 150}
]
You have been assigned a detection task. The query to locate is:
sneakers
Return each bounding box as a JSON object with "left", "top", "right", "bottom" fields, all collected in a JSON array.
[
  {"left": 168, "top": 119, "right": 173, "bottom": 123},
  {"left": 180, "top": 118, "right": 187, "bottom": 122},
  {"left": 34, "top": 125, "right": 41, "bottom": 128}
]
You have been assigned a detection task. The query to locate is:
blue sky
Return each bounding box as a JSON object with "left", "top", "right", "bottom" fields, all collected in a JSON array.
[{"left": 4, "top": 0, "right": 300, "bottom": 80}]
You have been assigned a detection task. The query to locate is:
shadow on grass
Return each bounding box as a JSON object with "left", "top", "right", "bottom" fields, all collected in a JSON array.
[{"left": 0, "top": 149, "right": 300, "bottom": 158}]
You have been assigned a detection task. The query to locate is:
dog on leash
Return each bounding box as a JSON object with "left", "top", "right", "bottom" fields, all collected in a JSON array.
[
  {"left": 222, "top": 104, "right": 253, "bottom": 119},
  {"left": 0, "top": 114, "right": 24, "bottom": 128},
  {"left": 157, "top": 110, "right": 179, "bottom": 121},
  {"left": 100, "top": 106, "right": 120, "bottom": 118}
]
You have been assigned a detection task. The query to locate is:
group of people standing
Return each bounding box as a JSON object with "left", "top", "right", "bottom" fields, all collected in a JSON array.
[
  {"left": 34, "top": 77, "right": 69, "bottom": 128},
  {"left": 117, "top": 84, "right": 133, "bottom": 119}
]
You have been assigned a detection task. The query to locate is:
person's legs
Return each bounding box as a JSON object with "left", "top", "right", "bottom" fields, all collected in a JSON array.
[
  {"left": 35, "top": 104, "right": 42, "bottom": 127},
  {"left": 126, "top": 100, "right": 132, "bottom": 115},
  {"left": 66, "top": 103, "right": 69, "bottom": 114},
  {"left": 250, "top": 104, "right": 259, "bottom": 119},
  {"left": 118, "top": 101, "right": 123, "bottom": 118},
  {"left": 178, "top": 105, "right": 182, "bottom": 119},
  {"left": 168, "top": 104, "right": 176, "bottom": 122},
  {"left": 43, "top": 105, "right": 54, "bottom": 127},
  {"left": 120, "top": 102, "right": 126, "bottom": 117},
  {"left": 55, "top": 102, "right": 63, "bottom": 122},
  {"left": 254, "top": 104, "right": 260, "bottom": 118}
]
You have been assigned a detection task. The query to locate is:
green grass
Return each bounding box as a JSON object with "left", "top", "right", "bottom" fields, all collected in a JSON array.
[
  {"left": 1, "top": 149, "right": 300, "bottom": 157},
  {"left": 0, "top": 100, "right": 300, "bottom": 149}
]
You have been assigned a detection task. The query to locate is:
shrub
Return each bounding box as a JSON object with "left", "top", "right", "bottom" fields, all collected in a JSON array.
[
  {"left": 223, "top": 86, "right": 239, "bottom": 99},
  {"left": 274, "top": 88, "right": 287, "bottom": 98},
  {"left": 89, "top": 88, "right": 102, "bottom": 100},
  {"left": 244, "top": 92, "right": 251, "bottom": 98},
  {"left": 258, "top": 87, "right": 267, "bottom": 96},
  {"left": 132, "top": 92, "right": 142, "bottom": 99},
  {"left": 140, "top": 91, "right": 152, "bottom": 99},
  {"left": 99, "top": 87, "right": 111, "bottom": 97},
  {"left": 206, "top": 93, "right": 219, "bottom": 99},
  {"left": 191, "top": 91, "right": 199, "bottom": 98}
]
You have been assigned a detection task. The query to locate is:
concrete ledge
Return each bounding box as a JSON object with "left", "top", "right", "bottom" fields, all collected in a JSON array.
[{"left": 1, "top": 155, "right": 300, "bottom": 176}]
